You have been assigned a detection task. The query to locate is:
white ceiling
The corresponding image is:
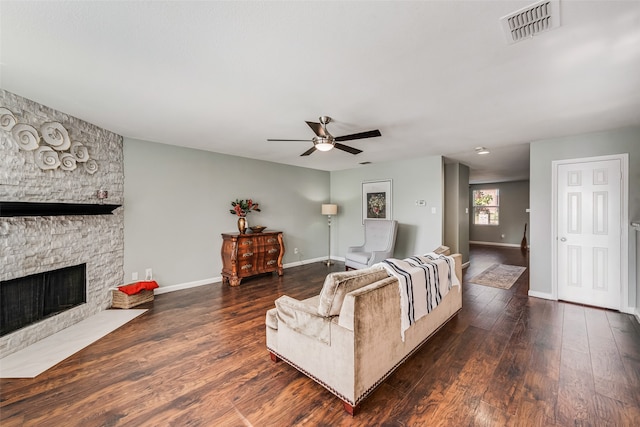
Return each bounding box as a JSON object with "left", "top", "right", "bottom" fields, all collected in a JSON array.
[{"left": 2, "top": 1, "right": 639, "bottom": 183}]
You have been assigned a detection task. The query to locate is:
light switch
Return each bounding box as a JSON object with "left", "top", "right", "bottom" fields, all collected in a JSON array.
[{"left": 431, "top": 207, "right": 436, "bottom": 214}]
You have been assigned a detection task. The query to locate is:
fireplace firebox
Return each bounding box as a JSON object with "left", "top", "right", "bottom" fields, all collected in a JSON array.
[{"left": 0, "top": 264, "right": 87, "bottom": 336}]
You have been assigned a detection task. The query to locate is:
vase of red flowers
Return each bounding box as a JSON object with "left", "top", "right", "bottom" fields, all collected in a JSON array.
[{"left": 230, "top": 199, "right": 261, "bottom": 233}]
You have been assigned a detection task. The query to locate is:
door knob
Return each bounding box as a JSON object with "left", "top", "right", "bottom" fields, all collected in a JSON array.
[{"left": 560, "top": 237, "right": 567, "bottom": 242}]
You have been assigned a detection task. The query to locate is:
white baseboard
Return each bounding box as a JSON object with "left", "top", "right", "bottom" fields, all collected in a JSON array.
[
  {"left": 462, "top": 261, "right": 470, "bottom": 269},
  {"left": 470, "top": 241, "right": 523, "bottom": 248},
  {"left": 528, "top": 290, "right": 555, "bottom": 300},
  {"left": 283, "top": 255, "right": 343, "bottom": 268},
  {"left": 527, "top": 291, "right": 638, "bottom": 319},
  {"left": 154, "top": 256, "right": 345, "bottom": 295},
  {"left": 154, "top": 277, "right": 218, "bottom": 294}
]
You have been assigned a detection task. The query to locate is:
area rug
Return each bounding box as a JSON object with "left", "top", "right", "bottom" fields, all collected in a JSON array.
[
  {"left": 469, "top": 264, "right": 526, "bottom": 290},
  {"left": 0, "top": 309, "right": 146, "bottom": 378}
]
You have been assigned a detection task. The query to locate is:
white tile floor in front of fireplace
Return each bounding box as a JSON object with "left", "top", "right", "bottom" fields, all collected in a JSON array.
[{"left": 0, "top": 309, "right": 146, "bottom": 378}]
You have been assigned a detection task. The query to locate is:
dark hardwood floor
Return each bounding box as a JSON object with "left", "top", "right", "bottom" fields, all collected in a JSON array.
[{"left": 1, "top": 245, "right": 639, "bottom": 426}]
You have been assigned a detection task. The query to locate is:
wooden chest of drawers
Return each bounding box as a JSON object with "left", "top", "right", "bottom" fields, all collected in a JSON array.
[{"left": 220, "top": 231, "right": 284, "bottom": 286}]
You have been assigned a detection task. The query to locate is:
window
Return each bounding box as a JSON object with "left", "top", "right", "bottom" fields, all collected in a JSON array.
[{"left": 473, "top": 189, "right": 499, "bottom": 225}]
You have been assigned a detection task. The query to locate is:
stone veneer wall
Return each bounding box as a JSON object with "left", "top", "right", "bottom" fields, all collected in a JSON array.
[{"left": 0, "top": 90, "right": 124, "bottom": 358}]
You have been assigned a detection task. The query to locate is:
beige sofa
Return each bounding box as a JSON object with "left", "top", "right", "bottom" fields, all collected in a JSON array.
[{"left": 265, "top": 251, "right": 462, "bottom": 415}]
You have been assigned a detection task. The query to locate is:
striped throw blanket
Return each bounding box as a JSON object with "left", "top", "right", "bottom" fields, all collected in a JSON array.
[{"left": 381, "top": 253, "right": 460, "bottom": 340}]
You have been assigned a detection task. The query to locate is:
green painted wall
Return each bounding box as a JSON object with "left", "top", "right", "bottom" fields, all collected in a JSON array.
[
  {"left": 529, "top": 126, "right": 639, "bottom": 313},
  {"left": 330, "top": 156, "right": 445, "bottom": 259},
  {"left": 123, "top": 138, "right": 330, "bottom": 288}
]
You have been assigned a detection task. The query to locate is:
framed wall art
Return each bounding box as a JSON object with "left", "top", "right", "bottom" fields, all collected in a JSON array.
[{"left": 362, "top": 179, "right": 392, "bottom": 224}]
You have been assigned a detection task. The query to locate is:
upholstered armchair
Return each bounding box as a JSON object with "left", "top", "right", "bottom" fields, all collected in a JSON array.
[{"left": 345, "top": 219, "right": 398, "bottom": 270}]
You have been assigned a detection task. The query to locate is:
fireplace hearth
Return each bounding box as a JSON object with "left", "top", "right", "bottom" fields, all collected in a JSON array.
[{"left": 0, "top": 264, "right": 87, "bottom": 336}]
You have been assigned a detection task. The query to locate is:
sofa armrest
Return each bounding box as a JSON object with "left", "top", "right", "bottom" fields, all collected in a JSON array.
[
  {"left": 451, "top": 253, "right": 462, "bottom": 283},
  {"left": 347, "top": 245, "right": 365, "bottom": 253},
  {"left": 275, "top": 295, "right": 332, "bottom": 344},
  {"left": 434, "top": 245, "right": 451, "bottom": 256}
]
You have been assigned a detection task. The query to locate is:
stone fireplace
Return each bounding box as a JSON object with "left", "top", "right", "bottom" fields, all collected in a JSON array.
[{"left": 0, "top": 90, "right": 124, "bottom": 358}]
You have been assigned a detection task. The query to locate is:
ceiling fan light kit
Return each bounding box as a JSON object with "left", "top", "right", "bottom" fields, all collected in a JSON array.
[
  {"left": 268, "top": 116, "right": 381, "bottom": 157},
  {"left": 314, "top": 137, "right": 334, "bottom": 152}
]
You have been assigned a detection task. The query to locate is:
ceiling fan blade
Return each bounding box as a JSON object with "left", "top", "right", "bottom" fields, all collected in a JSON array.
[
  {"left": 300, "top": 146, "right": 317, "bottom": 156},
  {"left": 305, "top": 121, "right": 326, "bottom": 137},
  {"left": 334, "top": 143, "right": 362, "bottom": 155},
  {"left": 267, "top": 139, "right": 312, "bottom": 142},
  {"left": 334, "top": 129, "right": 381, "bottom": 142}
]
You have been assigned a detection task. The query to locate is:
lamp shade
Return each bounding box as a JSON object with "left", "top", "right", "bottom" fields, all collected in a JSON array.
[{"left": 321, "top": 204, "right": 338, "bottom": 215}]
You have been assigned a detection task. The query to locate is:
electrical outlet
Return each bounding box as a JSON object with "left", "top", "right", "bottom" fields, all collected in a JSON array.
[
  {"left": 145, "top": 268, "right": 153, "bottom": 280},
  {"left": 294, "top": 248, "right": 299, "bottom": 254},
  {"left": 132, "top": 272, "right": 138, "bottom": 281}
]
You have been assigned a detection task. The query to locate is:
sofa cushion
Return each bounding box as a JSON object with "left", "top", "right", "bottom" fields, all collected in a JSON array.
[
  {"left": 317, "top": 266, "right": 389, "bottom": 317},
  {"left": 276, "top": 295, "right": 332, "bottom": 344}
]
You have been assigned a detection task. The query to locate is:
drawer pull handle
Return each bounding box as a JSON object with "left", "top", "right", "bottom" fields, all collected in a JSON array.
[
  {"left": 267, "top": 260, "right": 277, "bottom": 266},
  {"left": 243, "top": 252, "right": 253, "bottom": 257},
  {"left": 241, "top": 264, "right": 253, "bottom": 270},
  {"left": 268, "top": 248, "right": 278, "bottom": 254},
  {"left": 267, "top": 238, "right": 277, "bottom": 243},
  {"left": 242, "top": 240, "right": 253, "bottom": 245}
]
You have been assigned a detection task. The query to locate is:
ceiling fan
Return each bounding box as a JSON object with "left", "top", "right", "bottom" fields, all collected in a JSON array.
[{"left": 267, "top": 116, "right": 381, "bottom": 156}]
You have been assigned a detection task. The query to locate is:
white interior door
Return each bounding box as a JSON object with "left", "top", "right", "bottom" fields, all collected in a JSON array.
[{"left": 556, "top": 158, "right": 622, "bottom": 310}]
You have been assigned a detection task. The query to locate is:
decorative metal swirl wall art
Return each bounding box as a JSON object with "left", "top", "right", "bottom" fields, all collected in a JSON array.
[
  {"left": 11, "top": 123, "right": 40, "bottom": 151},
  {"left": 0, "top": 107, "right": 98, "bottom": 173},
  {"left": 34, "top": 146, "right": 61, "bottom": 170},
  {"left": 0, "top": 108, "right": 17, "bottom": 130},
  {"left": 84, "top": 159, "right": 98, "bottom": 175},
  {"left": 41, "top": 122, "right": 71, "bottom": 151},
  {"left": 69, "top": 141, "right": 89, "bottom": 162},
  {"left": 59, "top": 153, "right": 77, "bottom": 171}
]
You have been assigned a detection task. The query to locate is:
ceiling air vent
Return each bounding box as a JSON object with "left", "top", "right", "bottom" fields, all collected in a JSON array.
[{"left": 500, "top": 0, "right": 560, "bottom": 44}]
